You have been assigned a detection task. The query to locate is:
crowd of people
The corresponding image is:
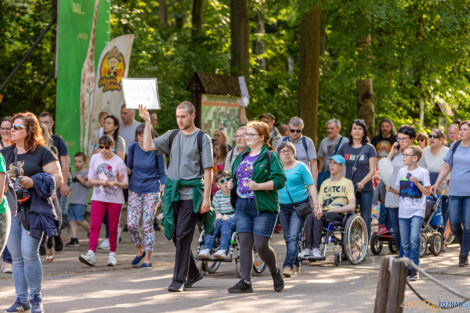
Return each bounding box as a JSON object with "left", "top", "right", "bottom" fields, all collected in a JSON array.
[{"left": 0, "top": 102, "right": 469, "bottom": 311}]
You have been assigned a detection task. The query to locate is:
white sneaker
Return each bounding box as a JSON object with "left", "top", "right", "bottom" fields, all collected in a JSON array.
[
  {"left": 98, "top": 238, "right": 110, "bottom": 250},
  {"left": 1, "top": 262, "right": 12, "bottom": 273},
  {"left": 298, "top": 248, "right": 312, "bottom": 258},
  {"left": 312, "top": 248, "right": 322, "bottom": 259},
  {"left": 213, "top": 249, "right": 228, "bottom": 260},
  {"left": 107, "top": 252, "right": 117, "bottom": 266},
  {"left": 79, "top": 250, "right": 96, "bottom": 266},
  {"left": 198, "top": 249, "right": 210, "bottom": 259}
]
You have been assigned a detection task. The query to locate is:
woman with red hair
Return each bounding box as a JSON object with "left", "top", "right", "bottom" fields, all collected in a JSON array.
[
  {"left": 1, "top": 112, "right": 62, "bottom": 313},
  {"left": 227, "top": 121, "right": 286, "bottom": 294}
]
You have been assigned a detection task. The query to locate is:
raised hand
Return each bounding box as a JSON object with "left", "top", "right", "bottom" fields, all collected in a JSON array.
[{"left": 138, "top": 104, "right": 151, "bottom": 123}]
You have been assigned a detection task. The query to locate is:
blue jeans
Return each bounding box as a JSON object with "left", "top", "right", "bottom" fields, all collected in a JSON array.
[
  {"left": 69, "top": 204, "right": 87, "bottom": 222},
  {"left": 388, "top": 207, "right": 403, "bottom": 257},
  {"left": 399, "top": 216, "right": 423, "bottom": 274},
  {"left": 448, "top": 196, "right": 470, "bottom": 255},
  {"left": 234, "top": 198, "right": 277, "bottom": 237},
  {"left": 203, "top": 217, "right": 235, "bottom": 253},
  {"left": 279, "top": 203, "right": 306, "bottom": 269},
  {"left": 7, "top": 216, "right": 43, "bottom": 302},
  {"left": 358, "top": 191, "right": 373, "bottom": 239}
]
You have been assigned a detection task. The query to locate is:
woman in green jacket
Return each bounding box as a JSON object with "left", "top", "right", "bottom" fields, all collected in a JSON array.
[{"left": 227, "top": 121, "right": 286, "bottom": 294}]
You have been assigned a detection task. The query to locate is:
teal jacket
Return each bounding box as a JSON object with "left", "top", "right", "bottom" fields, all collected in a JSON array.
[
  {"left": 162, "top": 177, "right": 215, "bottom": 240},
  {"left": 230, "top": 145, "right": 286, "bottom": 213}
]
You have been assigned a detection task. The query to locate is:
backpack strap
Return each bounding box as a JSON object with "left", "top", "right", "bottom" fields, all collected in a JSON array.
[
  {"left": 451, "top": 140, "right": 461, "bottom": 163},
  {"left": 196, "top": 130, "right": 204, "bottom": 154},
  {"left": 266, "top": 150, "right": 272, "bottom": 167},
  {"left": 301, "top": 136, "right": 308, "bottom": 157},
  {"left": 168, "top": 129, "right": 180, "bottom": 153}
]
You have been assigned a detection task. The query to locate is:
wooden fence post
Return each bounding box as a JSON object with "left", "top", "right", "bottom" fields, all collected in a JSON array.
[
  {"left": 385, "top": 258, "right": 408, "bottom": 313},
  {"left": 374, "top": 257, "right": 391, "bottom": 313}
]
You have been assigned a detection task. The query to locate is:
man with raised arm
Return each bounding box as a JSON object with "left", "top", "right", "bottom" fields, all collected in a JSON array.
[{"left": 139, "top": 102, "right": 215, "bottom": 292}]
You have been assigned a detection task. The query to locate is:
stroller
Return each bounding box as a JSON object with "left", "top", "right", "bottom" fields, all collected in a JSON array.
[{"left": 419, "top": 194, "right": 444, "bottom": 257}]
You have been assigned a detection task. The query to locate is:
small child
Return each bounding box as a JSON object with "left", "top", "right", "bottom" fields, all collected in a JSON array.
[
  {"left": 66, "top": 152, "right": 91, "bottom": 247},
  {"left": 387, "top": 146, "right": 430, "bottom": 281},
  {"left": 198, "top": 171, "right": 235, "bottom": 260}
]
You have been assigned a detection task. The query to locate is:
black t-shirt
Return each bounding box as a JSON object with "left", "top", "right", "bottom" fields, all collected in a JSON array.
[
  {"left": 371, "top": 135, "right": 397, "bottom": 158},
  {"left": 0, "top": 145, "right": 58, "bottom": 181},
  {"left": 51, "top": 134, "right": 68, "bottom": 157}
]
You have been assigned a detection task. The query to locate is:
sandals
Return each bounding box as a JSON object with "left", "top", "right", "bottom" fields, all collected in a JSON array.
[{"left": 45, "top": 247, "right": 54, "bottom": 263}]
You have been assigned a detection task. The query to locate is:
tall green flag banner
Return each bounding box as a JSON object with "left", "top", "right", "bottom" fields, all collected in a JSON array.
[{"left": 56, "top": 0, "right": 110, "bottom": 156}]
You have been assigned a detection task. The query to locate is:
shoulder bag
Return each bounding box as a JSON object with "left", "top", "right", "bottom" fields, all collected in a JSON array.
[{"left": 286, "top": 186, "right": 312, "bottom": 219}]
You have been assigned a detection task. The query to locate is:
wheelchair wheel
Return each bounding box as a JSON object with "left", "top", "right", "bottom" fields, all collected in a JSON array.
[
  {"left": 370, "top": 232, "right": 383, "bottom": 255},
  {"left": 235, "top": 259, "right": 241, "bottom": 278},
  {"left": 445, "top": 233, "right": 455, "bottom": 245},
  {"left": 429, "top": 233, "right": 443, "bottom": 256},
  {"left": 334, "top": 252, "right": 341, "bottom": 266},
  {"left": 343, "top": 215, "right": 368, "bottom": 264},
  {"left": 197, "top": 260, "right": 208, "bottom": 274},
  {"left": 206, "top": 261, "right": 222, "bottom": 274},
  {"left": 419, "top": 234, "right": 427, "bottom": 257},
  {"left": 388, "top": 240, "right": 398, "bottom": 254},
  {"left": 252, "top": 250, "right": 266, "bottom": 276}
]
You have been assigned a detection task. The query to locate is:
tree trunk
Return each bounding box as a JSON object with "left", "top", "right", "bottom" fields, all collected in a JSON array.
[
  {"left": 230, "top": 0, "right": 249, "bottom": 76},
  {"left": 298, "top": 5, "right": 321, "bottom": 144},
  {"left": 175, "top": 0, "right": 184, "bottom": 29},
  {"left": 252, "top": 4, "right": 266, "bottom": 71},
  {"left": 192, "top": 0, "right": 204, "bottom": 38},
  {"left": 357, "top": 34, "right": 375, "bottom": 135},
  {"left": 158, "top": 0, "right": 168, "bottom": 27}
]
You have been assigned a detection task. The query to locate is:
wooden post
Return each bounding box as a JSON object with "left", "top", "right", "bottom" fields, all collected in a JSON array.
[
  {"left": 385, "top": 258, "right": 408, "bottom": 313},
  {"left": 374, "top": 257, "right": 391, "bottom": 313}
]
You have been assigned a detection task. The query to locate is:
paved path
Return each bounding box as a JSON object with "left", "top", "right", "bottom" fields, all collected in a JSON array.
[{"left": 1, "top": 227, "right": 468, "bottom": 312}]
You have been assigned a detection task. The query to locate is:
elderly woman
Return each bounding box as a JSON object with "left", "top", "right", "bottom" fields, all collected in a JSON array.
[
  {"left": 2, "top": 112, "right": 62, "bottom": 313},
  {"left": 432, "top": 121, "right": 470, "bottom": 267},
  {"left": 277, "top": 141, "right": 318, "bottom": 277}
]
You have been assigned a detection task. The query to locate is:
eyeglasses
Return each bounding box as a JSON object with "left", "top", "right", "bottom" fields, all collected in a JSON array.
[
  {"left": 244, "top": 133, "right": 260, "bottom": 139},
  {"left": 234, "top": 134, "right": 245, "bottom": 139},
  {"left": 289, "top": 129, "right": 302, "bottom": 134},
  {"left": 0, "top": 127, "right": 10, "bottom": 131},
  {"left": 98, "top": 145, "right": 111, "bottom": 150},
  {"left": 217, "top": 177, "right": 230, "bottom": 184},
  {"left": 402, "top": 153, "right": 415, "bottom": 158},
  {"left": 279, "top": 149, "right": 292, "bottom": 155},
  {"left": 11, "top": 124, "right": 27, "bottom": 131},
  {"left": 429, "top": 135, "right": 440, "bottom": 139},
  {"left": 397, "top": 137, "right": 409, "bottom": 142}
]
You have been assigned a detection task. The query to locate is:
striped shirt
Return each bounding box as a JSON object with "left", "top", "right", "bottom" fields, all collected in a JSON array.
[{"left": 212, "top": 190, "right": 234, "bottom": 215}]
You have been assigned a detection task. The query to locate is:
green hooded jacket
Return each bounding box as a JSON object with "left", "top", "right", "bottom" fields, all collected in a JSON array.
[
  {"left": 162, "top": 177, "right": 215, "bottom": 240},
  {"left": 230, "top": 145, "right": 286, "bottom": 213}
]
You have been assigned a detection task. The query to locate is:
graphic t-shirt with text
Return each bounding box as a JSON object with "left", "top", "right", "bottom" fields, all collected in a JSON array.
[
  {"left": 318, "top": 177, "right": 355, "bottom": 212},
  {"left": 395, "top": 166, "right": 430, "bottom": 219}
]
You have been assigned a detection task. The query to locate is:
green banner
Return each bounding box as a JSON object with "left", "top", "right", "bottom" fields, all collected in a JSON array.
[{"left": 56, "top": 0, "right": 110, "bottom": 156}]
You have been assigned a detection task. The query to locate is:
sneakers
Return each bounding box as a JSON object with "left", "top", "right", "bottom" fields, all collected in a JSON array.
[
  {"left": 79, "top": 250, "right": 96, "bottom": 266},
  {"left": 54, "top": 235, "right": 64, "bottom": 252},
  {"left": 293, "top": 264, "right": 300, "bottom": 276},
  {"left": 298, "top": 248, "right": 312, "bottom": 259},
  {"left": 213, "top": 250, "right": 228, "bottom": 260},
  {"left": 407, "top": 272, "right": 419, "bottom": 281},
  {"left": 272, "top": 268, "right": 284, "bottom": 292},
  {"left": 98, "top": 238, "right": 110, "bottom": 250},
  {"left": 282, "top": 266, "right": 292, "bottom": 278},
  {"left": 312, "top": 248, "right": 322, "bottom": 260},
  {"left": 107, "top": 252, "right": 117, "bottom": 266},
  {"left": 66, "top": 238, "right": 79, "bottom": 247},
  {"left": 228, "top": 279, "right": 253, "bottom": 293},
  {"left": 4, "top": 298, "right": 31, "bottom": 312},
  {"left": 168, "top": 281, "right": 185, "bottom": 292},
  {"left": 197, "top": 249, "right": 210, "bottom": 259},
  {"left": 184, "top": 272, "right": 203, "bottom": 288},
  {"left": 459, "top": 254, "right": 469, "bottom": 267},
  {"left": 30, "top": 296, "right": 43, "bottom": 313},
  {"left": 377, "top": 225, "right": 390, "bottom": 235},
  {"left": 1, "top": 262, "right": 12, "bottom": 273}
]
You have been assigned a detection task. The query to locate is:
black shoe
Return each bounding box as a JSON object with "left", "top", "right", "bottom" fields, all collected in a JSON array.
[
  {"left": 123, "top": 224, "right": 128, "bottom": 232},
  {"left": 154, "top": 219, "right": 161, "bottom": 231},
  {"left": 66, "top": 238, "right": 79, "bottom": 247},
  {"left": 228, "top": 279, "right": 253, "bottom": 293},
  {"left": 272, "top": 268, "right": 284, "bottom": 292},
  {"left": 168, "top": 281, "right": 185, "bottom": 292},
  {"left": 459, "top": 254, "right": 469, "bottom": 267},
  {"left": 54, "top": 236, "right": 63, "bottom": 252},
  {"left": 39, "top": 245, "right": 46, "bottom": 256},
  {"left": 184, "top": 272, "right": 203, "bottom": 288}
]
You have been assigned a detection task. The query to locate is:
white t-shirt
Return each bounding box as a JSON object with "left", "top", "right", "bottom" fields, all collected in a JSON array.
[
  {"left": 395, "top": 166, "right": 430, "bottom": 219},
  {"left": 384, "top": 152, "right": 404, "bottom": 208},
  {"left": 419, "top": 146, "right": 449, "bottom": 194}
]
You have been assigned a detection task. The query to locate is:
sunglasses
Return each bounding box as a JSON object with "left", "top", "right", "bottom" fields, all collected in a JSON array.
[
  {"left": 217, "top": 177, "right": 230, "bottom": 184},
  {"left": 98, "top": 145, "right": 111, "bottom": 150},
  {"left": 429, "top": 135, "right": 440, "bottom": 139},
  {"left": 11, "top": 124, "right": 27, "bottom": 131},
  {"left": 289, "top": 129, "right": 302, "bottom": 133},
  {"left": 354, "top": 119, "right": 366, "bottom": 124}
]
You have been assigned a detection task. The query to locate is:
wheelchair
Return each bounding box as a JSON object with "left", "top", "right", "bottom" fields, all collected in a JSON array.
[
  {"left": 299, "top": 212, "right": 369, "bottom": 266},
  {"left": 195, "top": 229, "right": 267, "bottom": 277}
]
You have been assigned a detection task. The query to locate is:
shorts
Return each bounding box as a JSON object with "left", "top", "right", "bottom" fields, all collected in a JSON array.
[
  {"left": 69, "top": 203, "right": 87, "bottom": 222},
  {"left": 234, "top": 197, "right": 277, "bottom": 237}
]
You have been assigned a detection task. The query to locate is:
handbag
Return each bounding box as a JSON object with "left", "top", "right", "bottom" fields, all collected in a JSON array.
[{"left": 286, "top": 187, "right": 312, "bottom": 219}]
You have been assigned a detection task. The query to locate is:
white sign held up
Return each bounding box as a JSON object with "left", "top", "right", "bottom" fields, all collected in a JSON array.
[{"left": 122, "top": 78, "right": 160, "bottom": 110}]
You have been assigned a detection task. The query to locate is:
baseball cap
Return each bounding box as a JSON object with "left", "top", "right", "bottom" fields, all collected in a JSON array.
[
  {"left": 259, "top": 113, "right": 275, "bottom": 120},
  {"left": 328, "top": 155, "right": 345, "bottom": 166}
]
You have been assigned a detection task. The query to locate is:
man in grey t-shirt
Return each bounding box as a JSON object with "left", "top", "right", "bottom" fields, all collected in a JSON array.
[
  {"left": 140, "top": 101, "right": 213, "bottom": 292},
  {"left": 119, "top": 105, "right": 141, "bottom": 153},
  {"left": 318, "top": 119, "right": 345, "bottom": 173}
]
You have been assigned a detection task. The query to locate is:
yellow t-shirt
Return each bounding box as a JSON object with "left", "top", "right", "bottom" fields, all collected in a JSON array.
[{"left": 318, "top": 177, "right": 355, "bottom": 211}]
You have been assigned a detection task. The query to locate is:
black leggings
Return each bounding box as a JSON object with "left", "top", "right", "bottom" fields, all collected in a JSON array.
[{"left": 238, "top": 232, "right": 278, "bottom": 281}]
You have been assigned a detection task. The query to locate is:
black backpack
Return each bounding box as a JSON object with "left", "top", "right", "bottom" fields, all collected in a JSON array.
[{"left": 168, "top": 129, "right": 206, "bottom": 171}]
